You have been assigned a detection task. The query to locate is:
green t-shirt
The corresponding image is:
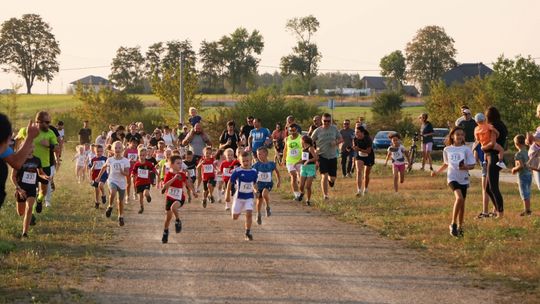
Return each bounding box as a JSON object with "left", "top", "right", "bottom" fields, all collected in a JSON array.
[
  {"left": 18, "top": 127, "right": 58, "bottom": 168},
  {"left": 285, "top": 135, "right": 302, "bottom": 165},
  {"left": 515, "top": 148, "right": 531, "bottom": 176},
  {"left": 311, "top": 125, "right": 342, "bottom": 159}
]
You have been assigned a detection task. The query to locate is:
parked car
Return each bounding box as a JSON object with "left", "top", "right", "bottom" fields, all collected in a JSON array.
[
  {"left": 373, "top": 131, "right": 395, "bottom": 150},
  {"left": 433, "top": 128, "right": 449, "bottom": 150}
]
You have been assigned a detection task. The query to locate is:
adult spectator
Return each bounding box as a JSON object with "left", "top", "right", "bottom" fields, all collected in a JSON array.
[
  {"left": 108, "top": 125, "right": 125, "bottom": 144},
  {"left": 124, "top": 123, "right": 142, "bottom": 145},
  {"left": 240, "top": 116, "right": 255, "bottom": 146},
  {"left": 182, "top": 123, "right": 211, "bottom": 161},
  {"left": 219, "top": 121, "right": 240, "bottom": 152},
  {"left": 308, "top": 115, "right": 321, "bottom": 137},
  {"left": 188, "top": 107, "right": 202, "bottom": 127},
  {"left": 78, "top": 120, "right": 91, "bottom": 145},
  {"left": 526, "top": 103, "right": 540, "bottom": 199},
  {"left": 272, "top": 123, "right": 286, "bottom": 164},
  {"left": 311, "top": 113, "right": 342, "bottom": 200},
  {"left": 454, "top": 105, "right": 470, "bottom": 126},
  {"left": 136, "top": 122, "right": 145, "bottom": 134},
  {"left": 178, "top": 125, "right": 189, "bottom": 145},
  {"left": 483, "top": 106, "right": 507, "bottom": 218},
  {"left": 150, "top": 129, "right": 164, "bottom": 147},
  {"left": 0, "top": 115, "right": 39, "bottom": 207},
  {"left": 355, "top": 116, "right": 367, "bottom": 129},
  {"left": 456, "top": 108, "right": 477, "bottom": 148},
  {"left": 339, "top": 119, "right": 355, "bottom": 177},
  {"left": 106, "top": 124, "right": 115, "bottom": 143},
  {"left": 247, "top": 118, "right": 271, "bottom": 158},
  {"left": 174, "top": 123, "right": 183, "bottom": 138},
  {"left": 162, "top": 125, "right": 177, "bottom": 147},
  {"left": 419, "top": 113, "right": 434, "bottom": 171}
]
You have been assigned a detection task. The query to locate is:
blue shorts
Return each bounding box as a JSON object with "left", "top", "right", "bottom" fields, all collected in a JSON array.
[
  {"left": 518, "top": 173, "right": 532, "bottom": 200},
  {"left": 257, "top": 182, "right": 273, "bottom": 194}
]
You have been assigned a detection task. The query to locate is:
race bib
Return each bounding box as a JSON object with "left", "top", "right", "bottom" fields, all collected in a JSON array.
[
  {"left": 392, "top": 151, "right": 403, "bottom": 160},
  {"left": 138, "top": 168, "right": 149, "bottom": 179},
  {"left": 167, "top": 187, "right": 183, "bottom": 200},
  {"left": 22, "top": 172, "right": 37, "bottom": 184},
  {"left": 127, "top": 153, "right": 138, "bottom": 161},
  {"left": 239, "top": 182, "right": 254, "bottom": 193},
  {"left": 258, "top": 172, "right": 272, "bottom": 183},
  {"left": 93, "top": 160, "right": 105, "bottom": 170},
  {"left": 156, "top": 154, "right": 165, "bottom": 161},
  {"left": 447, "top": 152, "right": 464, "bottom": 167},
  {"left": 223, "top": 168, "right": 231, "bottom": 177},
  {"left": 301, "top": 152, "right": 309, "bottom": 161},
  {"left": 188, "top": 169, "right": 195, "bottom": 177},
  {"left": 203, "top": 164, "right": 214, "bottom": 174},
  {"left": 216, "top": 174, "right": 223, "bottom": 182},
  {"left": 289, "top": 149, "right": 299, "bottom": 157},
  {"left": 112, "top": 163, "right": 122, "bottom": 172},
  {"left": 358, "top": 151, "right": 368, "bottom": 157}
]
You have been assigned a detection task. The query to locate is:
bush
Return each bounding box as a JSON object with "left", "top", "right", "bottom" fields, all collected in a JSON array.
[{"left": 372, "top": 91, "right": 404, "bottom": 118}]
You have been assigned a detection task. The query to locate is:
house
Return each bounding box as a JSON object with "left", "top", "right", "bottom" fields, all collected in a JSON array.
[
  {"left": 70, "top": 75, "right": 111, "bottom": 93},
  {"left": 359, "top": 76, "right": 419, "bottom": 97},
  {"left": 403, "top": 85, "right": 419, "bottom": 97},
  {"left": 441, "top": 63, "right": 493, "bottom": 86},
  {"left": 322, "top": 88, "right": 370, "bottom": 96}
]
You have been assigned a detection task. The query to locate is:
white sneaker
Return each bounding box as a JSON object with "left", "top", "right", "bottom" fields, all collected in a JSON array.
[
  {"left": 323, "top": 195, "right": 330, "bottom": 200},
  {"left": 356, "top": 190, "right": 362, "bottom": 197},
  {"left": 45, "top": 201, "right": 51, "bottom": 208},
  {"left": 363, "top": 188, "right": 368, "bottom": 195},
  {"left": 496, "top": 161, "right": 507, "bottom": 169}
]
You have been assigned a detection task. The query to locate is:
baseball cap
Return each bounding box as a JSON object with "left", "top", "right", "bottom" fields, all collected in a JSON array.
[
  {"left": 474, "top": 113, "right": 485, "bottom": 122},
  {"left": 463, "top": 109, "right": 471, "bottom": 114}
]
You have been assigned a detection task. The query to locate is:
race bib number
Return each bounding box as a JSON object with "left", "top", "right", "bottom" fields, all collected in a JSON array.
[
  {"left": 127, "top": 153, "right": 138, "bottom": 161},
  {"left": 301, "top": 152, "right": 309, "bottom": 161},
  {"left": 258, "top": 172, "right": 272, "bottom": 183},
  {"left": 156, "top": 154, "right": 165, "bottom": 161},
  {"left": 167, "top": 187, "right": 183, "bottom": 200},
  {"left": 358, "top": 151, "right": 368, "bottom": 157},
  {"left": 188, "top": 169, "right": 195, "bottom": 177},
  {"left": 138, "top": 168, "right": 149, "bottom": 179},
  {"left": 203, "top": 164, "right": 214, "bottom": 174},
  {"left": 93, "top": 160, "right": 105, "bottom": 170},
  {"left": 392, "top": 151, "right": 403, "bottom": 160},
  {"left": 289, "top": 149, "right": 299, "bottom": 157},
  {"left": 216, "top": 174, "right": 223, "bottom": 182},
  {"left": 112, "top": 163, "right": 123, "bottom": 172},
  {"left": 223, "top": 168, "right": 231, "bottom": 177},
  {"left": 239, "top": 182, "right": 253, "bottom": 193},
  {"left": 447, "top": 152, "right": 464, "bottom": 167},
  {"left": 22, "top": 172, "right": 37, "bottom": 184}
]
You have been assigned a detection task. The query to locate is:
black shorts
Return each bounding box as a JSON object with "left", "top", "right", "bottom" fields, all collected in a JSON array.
[
  {"left": 448, "top": 181, "right": 468, "bottom": 198},
  {"left": 37, "top": 166, "right": 51, "bottom": 185},
  {"left": 166, "top": 198, "right": 185, "bottom": 211},
  {"left": 355, "top": 155, "right": 375, "bottom": 167},
  {"left": 318, "top": 156, "right": 337, "bottom": 177},
  {"left": 203, "top": 179, "right": 216, "bottom": 191},
  {"left": 136, "top": 184, "right": 151, "bottom": 194},
  {"left": 16, "top": 185, "right": 37, "bottom": 202}
]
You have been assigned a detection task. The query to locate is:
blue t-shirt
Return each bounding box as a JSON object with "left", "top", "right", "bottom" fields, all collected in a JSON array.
[
  {"left": 0, "top": 147, "right": 14, "bottom": 159},
  {"left": 230, "top": 168, "right": 258, "bottom": 199},
  {"left": 249, "top": 128, "right": 270, "bottom": 151},
  {"left": 189, "top": 115, "right": 202, "bottom": 127},
  {"left": 252, "top": 161, "right": 276, "bottom": 185}
]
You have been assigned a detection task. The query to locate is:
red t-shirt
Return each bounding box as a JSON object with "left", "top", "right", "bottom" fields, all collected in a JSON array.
[
  {"left": 164, "top": 171, "right": 187, "bottom": 201},
  {"left": 198, "top": 157, "right": 215, "bottom": 181},
  {"left": 220, "top": 159, "right": 240, "bottom": 182},
  {"left": 131, "top": 160, "right": 156, "bottom": 186},
  {"left": 124, "top": 148, "right": 139, "bottom": 169},
  {"left": 90, "top": 156, "right": 108, "bottom": 180}
]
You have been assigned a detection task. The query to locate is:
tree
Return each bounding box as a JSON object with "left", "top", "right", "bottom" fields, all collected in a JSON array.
[
  {"left": 109, "top": 46, "right": 146, "bottom": 93},
  {"left": 380, "top": 50, "right": 406, "bottom": 90},
  {"left": 280, "top": 15, "right": 322, "bottom": 94},
  {"left": 199, "top": 40, "right": 225, "bottom": 93},
  {"left": 145, "top": 40, "right": 202, "bottom": 121},
  {"left": 371, "top": 91, "right": 404, "bottom": 118},
  {"left": 219, "top": 28, "right": 264, "bottom": 93},
  {"left": 0, "top": 14, "right": 60, "bottom": 94},
  {"left": 405, "top": 25, "right": 457, "bottom": 94}
]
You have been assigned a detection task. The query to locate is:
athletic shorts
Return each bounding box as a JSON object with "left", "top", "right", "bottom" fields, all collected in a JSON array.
[
  {"left": 108, "top": 182, "right": 126, "bottom": 201},
  {"left": 355, "top": 155, "right": 374, "bottom": 167},
  {"left": 318, "top": 156, "right": 337, "bottom": 177},
  {"left": 300, "top": 164, "right": 316, "bottom": 177},
  {"left": 136, "top": 184, "right": 151, "bottom": 194},
  {"left": 232, "top": 197, "right": 254, "bottom": 215},
  {"left": 393, "top": 163, "right": 406, "bottom": 174},
  {"left": 203, "top": 178, "right": 216, "bottom": 191},
  {"left": 16, "top": 185, "right": 37, "bottom": 202},
  {"left": 257, "top": 182, "right": 273, "bottom": 195},
  {"left": 37, "top": 166, "right": 51, "bottom": 185},
  {"left": 422, "top": 142, "right": 433, "bottom": 152},
  {"left": 286, "top": 163, "right": 301, "bottom": 173},
  {"left": 448, "top": 181, "right": 468, "bottom": 198},
  {"left": 166, "top": 198, "right": 185, "bottom": 211}
]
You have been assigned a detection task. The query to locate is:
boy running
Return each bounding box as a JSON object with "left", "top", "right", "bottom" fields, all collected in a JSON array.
[
  {"left": 197, "top": 147, "right": 216, "bottom": 208},
  {"left": 131, "top": 147, "right": 157, "bottom": 214},
  {"left": 252, "top": 147, "right": 281, "bottom": 225},
  {"left": 124, "top": 138, "right": 139, "bottom": 201},
  {"left": 220, "top": 148, "right": 240, "bottom": 211},
  {"left": 183, "top": 151, "right": 198, "bottom": 203},
  {"left": 89, "top": 145, "right": 108, "bottom": 209}
]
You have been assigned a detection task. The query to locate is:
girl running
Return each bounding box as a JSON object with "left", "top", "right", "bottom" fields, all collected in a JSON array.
[
  {"left": 384, "top": 133, "right": 410, "bottom": 192},
  {"left": 252, "top": 147, "right": 281, "bottom": 225},
  {"left": 298, "top": 136, "right": 317, "bottom": 206},
  {"left": 73, "top": 145, "right": 87, "bottom": 183},
  {"left": 214, "top": 149, "right": 225, "bottom": 204},
  {"left": 197, "top": 147, "right": 216, "bottom": 208},
  {"left": 352, "top": 126, "right": 375, "bottom": 196},
  {"left": 220, "top": 148, "right": 240, "bottom": 211},
  {"left": 131, "top": 147, "right": 157, "bottom": 214},
  {"left": 124, "top": 138, "right": 139, "bottom": 201}
]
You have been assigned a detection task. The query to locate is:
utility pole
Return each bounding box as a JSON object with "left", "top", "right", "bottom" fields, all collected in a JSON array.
[{"left": 179, "top": 53, "right": 185, "bottom": 124}]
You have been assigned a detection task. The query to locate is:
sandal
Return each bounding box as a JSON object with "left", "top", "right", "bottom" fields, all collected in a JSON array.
[{"left": 476, "top": 212, "right": 490, "bottom": 219}]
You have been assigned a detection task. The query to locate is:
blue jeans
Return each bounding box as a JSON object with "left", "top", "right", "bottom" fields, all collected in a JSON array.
[
  {"left": 518, "top": 173, "right": 532, "bottom": 200},
  {"left": 341, "top": 150, "right": 354, "bottom": 176}
]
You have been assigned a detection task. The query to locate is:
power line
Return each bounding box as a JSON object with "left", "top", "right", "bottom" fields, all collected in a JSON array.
[{"left": 60, "top": 65, "right": 109, "bottom": 71}]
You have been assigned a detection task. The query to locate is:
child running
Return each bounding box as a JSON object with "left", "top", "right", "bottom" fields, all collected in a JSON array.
[
  {"left": 220, "top": 148, "right": 240, "bottom": 211},
  {"left": 225, "top": 151, "right": 258, "bottom": 241},
  {"left": 252, "top": 147, "right": 281, "bottom": 225},
  {"left": 384, "top": 132, "right": 410, "bottom": 192},
  {"left": 511, "top": 134, "right": 533, "bottom": 216},
  {"left": 145, "top": 146, "right": 158, "bottom": 187},
  {"left": 73, "top": 145, "right": 87, "bottom": 183},
  {"left": 131, "top": 147, "right": 157, "bottom": 214},
  {"left": 473, "top": 113, "right": 506, "bottom": 168},
  {"left": 183, "top": 151, "right": 198, "bottom": 203},
  {"left": 197, "top": 147, "right": 216, "bottom": 208},
  {"left": 124, "top": 138, "right": 139, "bottom": 201},
  {"left": 157, "top": 148, "right": 172, "bottom": 189},
  {"left": 95, "top": 141, "right": 131, "bottom": 226},
  {"left": 298, "top": 136, "right": 317, "bottom": 205},
  {"left": 161, "top": 155, "right": 198, "bottom": 243},
  {"left": 11, "top": 151, "right": 49, "bottom": 237},
  {"left": 432, "top": 127, "right": 475, "bottom": 237},
  {"left": 89, "top": 145, "right": 108, "bottom": 209},
  {"left": 214, "top": 149, "right": 225, "bottom": 203},
  {"left": 352, "top": 126, "right": 375, "bottom": 196}
]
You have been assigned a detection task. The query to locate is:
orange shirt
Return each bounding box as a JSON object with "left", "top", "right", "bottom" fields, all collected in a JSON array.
[{"left": 475, "top": 124, "right": 492, "bottom": 146}]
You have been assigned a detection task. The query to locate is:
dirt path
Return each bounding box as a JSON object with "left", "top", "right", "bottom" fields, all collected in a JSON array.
[{"left": 82, "top": 188, "right": 505, "bottom": 304}]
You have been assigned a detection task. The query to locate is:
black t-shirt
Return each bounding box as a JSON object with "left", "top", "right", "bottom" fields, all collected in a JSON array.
[
  {"left": 111, "top": 132, "right": 124, "bottom": 143},
  {"left": 458, "top": 119, "right": 477, "bottom": 143},
  {"left": 146, "top": 157, "right": 157, "bottom": 166},
  {"left": 353, "top": 136, "right": 374, "bottom": 158},
  {"left": 150, "top": 137, "right": 163, "bottom": 147},
  {"left": 79, "top": 128, "right": 92, "bottom": 144},
  {"left": 49, "top": 125, "right": 60, "bottom": 167},
  {"left": 17, "top": 157, "right": 42, "bottom": 187},
  {"left": 183, "top": 159, "right": 197, "bottom": 170},
  {"left": 125, "top": 132, "right": 142, "bottom": 144},
  {"left": 219, "top": 130, "right": 240, "bottom": 151},
  {"left": 492, "top": 120, "right": 508, "bottom": 150},
  {"left": 421, "top": 122, "right": 434, "bottom": 143},
  {"left": 240, "top": 125, "right": 254, "bottom": 140}
]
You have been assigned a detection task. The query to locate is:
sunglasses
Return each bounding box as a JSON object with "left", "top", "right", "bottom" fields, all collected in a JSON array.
[
  {"left": 323, "top": 120, "right": 331, "bottom": 123},
  {"left": 38, "top": 121, "right": 50, "bottom": 124},
  {"left": 289, "top": 129, "right": 297, "bottom": 133}
]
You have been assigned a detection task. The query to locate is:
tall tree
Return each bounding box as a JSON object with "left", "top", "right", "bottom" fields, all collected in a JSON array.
[
  {"left": 145, "top": 40, "right": 202, "bottom": 121},
  {"left": 405, "top": 25, "right": 457, "bottom": 94},
  {"left": 109, "top": 46, "right": 146, "bottom": 93},
  {"left": 280, "top": 15, "right": 322, "bottom": 94},
  {"left": 0, "top": 14, "right": 60, "bottom": 94},
  {"left": 219, "top": 28, "right": 264, "bottom": 93},
  {"left": 380, "top": 50, "right": 406, "bottom": 90},
  {"left": 199, "top": 40, "right": 225, "bottom": 93}
]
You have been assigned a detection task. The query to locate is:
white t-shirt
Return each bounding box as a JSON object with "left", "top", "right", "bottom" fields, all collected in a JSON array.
[
  {"left": 443, "top": 145, "right": 475, "bottom": 185},
  {"left": 163, "top": 133, "right": 175, "bottom": 146},
  {"left": 106, "top": 157, "right": 131, "bottom": 188},
  {"left": 387, "top": 145, "right": 407, "bottom": 165}
]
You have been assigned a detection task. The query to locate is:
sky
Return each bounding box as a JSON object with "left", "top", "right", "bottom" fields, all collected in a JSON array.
[{"left": 0, "top": 0, "right": 539, "bottom": 94}]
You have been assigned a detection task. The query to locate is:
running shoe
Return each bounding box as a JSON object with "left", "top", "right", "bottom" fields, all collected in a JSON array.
[
  {"left": 306, "top": 201, "right": 312, "bottom": 206},
  {"left": 209, "top": 196, "right": 215, "bottom": 204},
  {"left": 45, "top": 201, "right": 51, "bottom": 208},
  {"left": 297, "top": 193, "right": 304, "bottom": 202},
  {"left": 520, "top": 210, "right": 532, "bottom": 216},
  {"left": 266, "top": 206, "right": 271, "bottom": 217},
  {"left": 162, "top": 230, "right": 169, "bottom": 243},
  {"left": 95, "top": 202, "right": 99, "bottom": 209},
  {"left": 245, "top": 232, "right": 253, "bottom": 241},
  {"left": 476, "top": 212, "right": 490, "bottom": 219},
  {"left": 257, "top": 214, "right": 262, "bottom": 225},
  {"left": 329, "top": 180, "right": 335, "bottom": 188},
  {"left": 225, "top": 205, "right": 230, "bottom": 211},
  {"left": 458, "top": 227, "right": 464, "bottom": 237},
  {"left": 449, "top": 223, "right": 458, "bottom": 237},
  {"left": 356, "top": 190, "right": 362, "bottom": 197},
  {"left": 323, "top": 195, "right": 329, "bottom": 200},
  {"left": 202, "top": 198, "right": 207, "bottom": 208},
  {"left": 22, "top": 232, "right": 28, "bottom": 238},
  {"left": 138, "top": 206, "right": 144, "bottom": 214},
  {"left": 101, "top": 196, "right": 107, "bottom": 204},
  {"left": 175, "top": 219, "right": 182, "bottom": 233},
  {"left": 118, "top": 217, "right": 125, "bottom": 226},
  {"left": 105, "top": 206, "right": 113, "bottom": 218},
  {"left": 36, "top": 197, "right": 43, "bottom": 213},
  {"left": 30, "top": 214, "right": 36, "bottom": 226},
  {"left": 496, "top": 161, "right": 507, "bottom": 169},
  {"left": 146, "top": 194, "right": 152, "bottom": 203}
]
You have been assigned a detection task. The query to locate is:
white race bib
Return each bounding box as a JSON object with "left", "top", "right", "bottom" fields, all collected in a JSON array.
[
  {"left": 223, "top": 168, "right": 231, "bottom": 177},
  {"left": 447, "top": 152, "right": 464, "bottom": 167},
  {"left": 289, "top": 149, "right": 299, "bottom": 157},
  {"left": 203, "top": 164, "right": 214, "bottom": 174},
  {"left": 216, "top": 174, "right": 223, "bottom": 182},
  {"left": 112, "top": 163, "right": 123, "bottom": 172},
  {"left": 167, "top": 187, "right": 183, "bottom": 200},
  {"left": 93, "top": 160, "right": 105, "bottom": 170},
  {"left": 156, "top": 154, "right": 165, "bottom": 161},
  {"left": 188, "top": 169, "right": 195, "bottom": 177},
  {"left": 138, "top": 168, "right": 149, "bottom": 179},
  {"left": 239, "top": 182, "right": 253, "bottom": 193},
  {"left": 301, "top": 152, "right": 309, "bottom": 161},
  {"left": 127, "top": 153, "right": 138, "bottom": 161},
  {"left": 22, "top": 172, "right": 37, "bottom": 184},
  {"left": 257, "top": 172, "right": 272, "bottom": 183},
  {"left": 358, "top": 151, "right": 368, "bottom": 157}
]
